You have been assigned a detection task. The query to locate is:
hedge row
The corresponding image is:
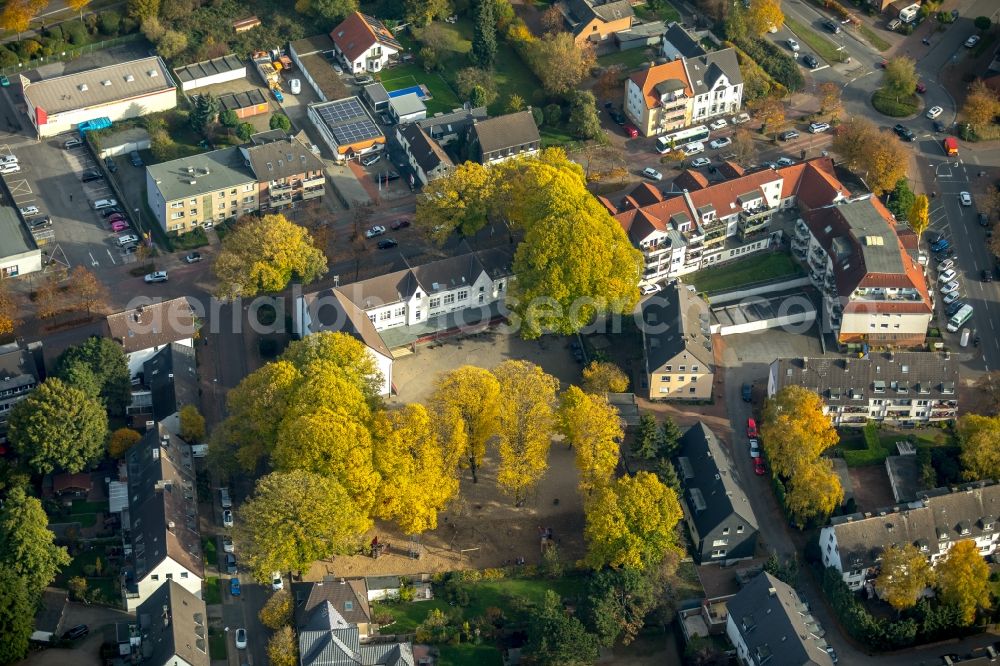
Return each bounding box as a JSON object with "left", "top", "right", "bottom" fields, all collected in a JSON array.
[
  {"left": 734, "top": 37, "right": 805, "bottom": 93},
  {"left": 0, "top": 13, "right": 137, "bottom": 68}
]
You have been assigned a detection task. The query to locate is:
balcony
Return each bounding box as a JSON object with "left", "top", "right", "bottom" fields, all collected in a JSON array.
[
  {"left": 808, "top": 254, "right": 827, "bottom": 276},
  {"left": 795, "top": 219, "right": 810, "bottom": 239},
  {"left": 302, "top": 186, "right": 324, "bottom": 200},
  {"left": 269, "top": 181, "right": 292, "bottom": 195},
  {"left": 301, "top": 175, "right": 325, "bottom": 188}
]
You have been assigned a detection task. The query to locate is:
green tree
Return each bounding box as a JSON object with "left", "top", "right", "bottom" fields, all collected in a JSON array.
[
  {"left": 8, "top": 379, "right": 108, "bottom": 475},
  {"left": 219, "top": 109, "right": 239, "bottom": 128},
  {"left": 724, "top": 2, "right": 748, "bottom": 41},
  {"left": 56, "top": 360, "right": 101, "bottom": 400},
  {"left": 958, "top": 414, "right": 1000, "bottom": 481},
  {"left": 567, "top": 90, "right": 603, "bottom": 140},
  {"left": 269, "top": 113, "right": 292, "bottom": 131},
  {"left": 557, "top": 386, "right": 622, "bottom": 494},
  {"left": 190, "top": 93, "right": 220, "bottom": 133},
  {"left": 632, "top": 413, "right": 661, "bottom": 460},
  {"left": 584, "top": 567, "right": 657, "bottom": 646},
  {"left": 936, "top": 539, "right": 991, "bottom": 625},
  {"left": 525, "top": 590, "right": 600, "bottom": 666},
  {"left": 156, "top": 30, "right": 188, "bottom": 60},
  {"left": 584, "top": 471, "right": 682, "bottom": 570},
  {"left": 525, "top": 32, "right": 595, "bottom": 95},
  {"left": 427, "top": 365, "right": 501, "bottom": 482},
  {"left": 0, "top": 486, "right": 70, "bottom": 598},
  {"left": 404, "top": 0, "right": 451, "bottom": 26},
  {"left": 471, "top": 0, "right": 497, "bottom": 69},
  {"left": 55, "top": 336, "right": 131, "bottom": 415},
  {"left": 0, "top": 567, "right": 33, "bottom": 664},
  {"left": 298, "top": 0, "right": 358, "bottom": 21},
  {"left": 179, "top": 405, "right": 206, "bottom": 443},
  {"left": 883, "top": 56, "right": 918, "bottom": 100},
  {"left": 886, "top": 178, "right": 916, "bottom": 220},
  {"left": 974, "top": 16, "right": 991, "bottom": 31},
  {"left": 494, "top": 360, "right": 559, "bottom": 504},
  {"left": 127, "top": 0, "right": 160, "bottom": 21},
  {"left": 581, "top": 360, "right": 629, "bottom": 394},
  {"left": 237, "top": 122, "right": 255, "bottom": 141},
  {"left": 659, "top": 415, "right": 682, "bottom": 458},
  {"left": 214, "top": 213, "right": 328, "bottom": 299},
  {"left": 239, "top": 470, "right": 371, "bottom": 582},
  {"left": 875, "top": 543, "right": 936, "bottom": 611}
]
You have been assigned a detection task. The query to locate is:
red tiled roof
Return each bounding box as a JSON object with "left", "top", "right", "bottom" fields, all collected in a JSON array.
[
  {"left": 673, "top": 169, "right": 709, "bottom": 191},
  {"left": 330, "top": 12, "right": 400, "bottom": 63},
  {"left": 716, "top": 161, "right": 745, "bottom": 179},
  {"left": 628, "top": 61, "right": 692, "bottom": 110}
]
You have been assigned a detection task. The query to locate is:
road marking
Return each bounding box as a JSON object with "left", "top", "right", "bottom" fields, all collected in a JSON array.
[
  {"left": 105, "top": 249, "right": 117, "bottom": 265},
  {"left": 88, "top": 252, "right": 99, "bottom": 267}
]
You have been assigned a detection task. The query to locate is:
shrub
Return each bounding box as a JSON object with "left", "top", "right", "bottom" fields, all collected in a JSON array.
[
  {"left": 0, "top": 48, "right": 17, "bottom": 68},
  {"left": 734, "top": 37, "right": 804, "bottom": 92},
  {"left": 544, "top": 103, "right": 563, "bottom": 126},
  {"left": 98, "top": 10, "right": 122, "bottom": 35},
  {"left": 269, "top": 113, "right": 291, "bottom": 131},
  {"left": 871, "top": 89, "right": 918, "bottom": 117},
  {"left": 236, "top": 122, "right": 255, "bottom": 141},
  {"left": 62, "top": 20, "right": 88, "bottom": 45}
]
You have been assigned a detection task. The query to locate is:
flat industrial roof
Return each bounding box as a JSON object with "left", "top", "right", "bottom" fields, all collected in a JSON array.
[
  {"left": 174, "top": 54, "right": 245, "bottom": 84},
  {"left": 23, "top": 56, "right": 175, "bottom": 115},
  {"left": 218, "top": 88, "right": 267, "bottom": 111},
  {"left": 147, "top": 147, "right": 256, "bottom": 203},
  {"left": 0, "top": 205, "right": 37, "bottom": 258},
  {"left": 311, "top": 97, "right": 382, "bottom": 146}
]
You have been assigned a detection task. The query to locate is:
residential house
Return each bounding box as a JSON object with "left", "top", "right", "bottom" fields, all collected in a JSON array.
[
  {"left": 0, "top": 340, "right": 39, "bottom": 439},
  {"left": 119, "top": 425, "right": 203, "bottom": 610},
  {"left": 329, "top": 12, "right": 402, "bottom": 74},
  {"left": 309, "top": 96, "right": 385, "bottom": 161},
  {"left": 821, "top": 482, "right": 1000, "bottom": 591},
  {"left": 725, "top": 572, "right": 835, "bottom": 666},
  {"left": 395, "top": 123, "right": 454, "bottom": 186},
  {"left": 128, "top": 343, "right": 199, "bottom": 435},
  {"left": 294, "top": 578, "right": 374, "bottom": 639},
  {"left": 603, "top": 157, "right": 850, "bottom": 283},
  {"left": 298, "top": 599, "right": 413, "bottom": 666},
  {"left": 242, "top": 130, "right": 325, "bottom": 210},
  {"left": 295, "top": 247, "right": 515, "bottom": 395},
  {"left": 467, "top": 110, "right": 541, "bottom": 164},
  {"left": 52, "top": 472, "right": 93, "bottom": 500},
  {"left": 365, "top": 575, "right": 402, "bottom": 602},
  {"left": 640, "top": 283, "right": 714, "bottom": 400},
  {"left": 123, "top": 580, "right": 209, "bottom": 666},
  {"left": 416, "top": 106, "right": 488, "bottom": 146},
  {"left": 662, "top": 22, "right": 707, "bottom": 61},
  {"left": 557, "top": 0, "right": 634, "bottom": 46},
  {"left": 676, "top": 422, "right": 758, "bottom": 563},
  {"left": 624, "top": 48, "right": 742, "bottom": 137},
  {"left": 106, "top": 297, "right": 198, "bottom": 378},
  {"left": 389, "top": 92, "right": 427, "bottom": 124},
  {"left": 767, "top": 352, "right": 959, "bottom": 427},
  {"left": 795, "top": 195, "right": 933, "bottom": 346}
]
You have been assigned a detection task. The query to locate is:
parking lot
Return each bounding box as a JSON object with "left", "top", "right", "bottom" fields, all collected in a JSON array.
[{"left": 0, "top": 135, "right": 142, "bottom": 273}]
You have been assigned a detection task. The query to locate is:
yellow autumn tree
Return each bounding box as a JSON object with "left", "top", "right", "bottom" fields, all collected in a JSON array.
[
  {"left": 875, "top": 543, "right": 936, "bottom": 611},
  {"left": 414, "top": 162, "right": 495, "bottom": 245},
  {"left": 426, "top": 366, "right": 501, "bottom": 482},
  {"left": 936, "top": 540, "right": 991, "bottom": 625},
  {"left": 784, "top": 459, "right": 843, "bottom": 527},
  {"left": 908, "top": 194, "right": 930, "bottom": 239},
  {"left": 0, "top": 280, "right": 20, "bottom": 336},
  {"left": 373, "top": 404, "right": 459, "bottom": 533},
  {"left": 963, "top": 80, "right": 1000, "bottom": 128},
  {"left": 493, "top": 360, "right": 559, "bottom": 504},
  {"left": 267, "top": 626, "right": 298, "bottom": 666},
  {"left": 557, "top": 386, "right": 622, "bottom": 494},
  {"left": 0, "top": 0, "right": 37, "bottom": 36},
  {"left": 258, "top": 589, "right": 292, "bottom": 629},
  {"left": 745, "top": 0, "right": 783, "bottom": 36},
  {"left": 761, "top": 386, "right": 839, "bottom": 479},
  {"left": 584, "top": 471, "right": 682, "bottom": 570},
  {"left": 213, "top": 214, "right": 328, "bottom": 300},
  {"left": 832, "top": 117, "right": 880, "bottom": 173},
  {"left": 866, "top": 131, "right": 909, "bottom": 196},
  {"left": 958, "top": 414, "right": 1000, "bottom": 481},
  {"left": 581, "top": 361, "right": 629, "bottom": 394},
  {"left": 67, "top": 0, "right": 92, "bottom": 19},
  {"left": 108, "top": 427, "right": 142, "bottom": 459},
  {"left": 178, "top": 405, "right": 205, "bottom": 443},
  {"left": 753, "top": 96, "right": 786, "bottom": 140},
  {"left": 219, "top": 360, "right": 301, "bottom": 471}
]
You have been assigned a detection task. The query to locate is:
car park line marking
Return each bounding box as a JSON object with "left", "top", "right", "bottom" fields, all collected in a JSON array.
[
  {"left": 88, "top": 252, "right": 99, "bottom": 267},
  {"left": 105, "top": 249, "right": 117, "bottom": 265}
]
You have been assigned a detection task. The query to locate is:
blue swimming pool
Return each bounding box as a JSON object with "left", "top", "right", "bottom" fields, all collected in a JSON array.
[{"left": 387, "top": 84, "right": 428, "bottom": 99}]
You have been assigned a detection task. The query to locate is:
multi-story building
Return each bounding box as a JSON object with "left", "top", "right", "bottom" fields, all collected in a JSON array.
[
  {"left": 106, "top": 297, "right": 198, "bottom": 378},
  {"left": 821, "top": 482, "right": 1000, "bottom": 591},
  {"left": 395, "top": 122, "right": 454, "bottom": 186},
  {"left": 118, "top": 425, "right": 203, "bottom": 611},
  {"left": 118, "top": 580, "right": 209, "bottom": 666},
  {"left": 329, "top": 12, "right": 402, "bottom": 74},
  {"left": 602, "top": 157, "right": 849, "bottom": 283},
  {"left": 624, "top": 48, "right": 742, "bottom": 137},
  {"left": 468, "top": 110, "right": 541, "bottom": 164},
  {"left": 242, "top": 130, "right": 326, "bottom": 210},
  {"left": 796, "top": 195, "right": 933, "bottom": 346},
  {"left": 0, "top": 341, "right": 39, "bottom": 440},
  {"left": 295, "top": 247, "right": 515, "bottom": 395},
  {"left": 768, "top": 352, "right": 959, "bottom": 427},
  {"left": 557, "top": 0, "right": 634, "bottom": 46},
  {"left": 640, "top": 283, "right": 714, "bottom": 400}
]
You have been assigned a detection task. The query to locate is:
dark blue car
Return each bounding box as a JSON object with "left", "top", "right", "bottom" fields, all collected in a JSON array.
[
  {"left": 230, "top": 577, "right": 241, "bottom": 596},
  {"left": 931, "top": 238, "right": 951, "bottom": 252}
]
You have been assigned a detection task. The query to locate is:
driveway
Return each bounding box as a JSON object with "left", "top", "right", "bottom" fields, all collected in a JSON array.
[{"left": 17, "top": 602, "right": 132, "bottom": 666}]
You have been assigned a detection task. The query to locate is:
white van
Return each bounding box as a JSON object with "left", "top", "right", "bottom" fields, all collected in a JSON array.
[
  {"left": 116, "top": 233, "right": 139, "bottom": 246},
  {"left": 682, "top": 141, "right": 705, "bottom": 155},
  {"left": 0, "top": 154, "right": 18, "bottom": 165},
  {"left": 946, "top": 304, "right": 973, "bottom": 333},
  {"left": 92, "top": 198, "right": 117, "bottom": 210},
  {"left": 190, "top": 444, "right": 208, "bottom": 458},
  {"left": 289, "top": 78, "right": 301, "bottom": 95}
]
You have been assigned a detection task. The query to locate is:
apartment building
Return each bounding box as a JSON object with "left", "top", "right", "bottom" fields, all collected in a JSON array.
[
  {"left": 601, "top": 157, "right": 849, "bottom": 283},
  {"left": 821, "top": 482, "right": 1000, "bottom": 591},
  {"left": 468, "top": 110, "right": 541, "bottom": 164},
  {"left": 106, "top": 297, "right": 198, "bottom": 378},
  {"left": 640, "top": 283, "right": 714, "bottom": 400},
  {"left": 118, "top": 581, "right": 209, "bottom": 666},
  {"left": 0, "top": 341, "right": 39, "bottom": 440},
  {"left": 768, "top": 352, "right": 959, "bottom": 427},
  {"left": 796, "top": 195, "right": 933, "bottom": 346},
  {"left": 624, "top": 47, "right": 743, "bottom": 137},
  {"left": 242, "top": 130, "right": 326, "bottom": 210}
]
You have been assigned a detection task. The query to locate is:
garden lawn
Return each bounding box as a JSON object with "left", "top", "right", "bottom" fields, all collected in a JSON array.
[
  {"left": 687, "top": 253, "right": 803, "bottom": 294},
  {"left": 209, "top": 627, "right": 227, "bottom": 660},
  {"left": 204, "top": 576, "right": 222, "bottom": 605},
  {"left": 439, "top": 644, "right": 504, "bottom": 666},
  {"left": 380, "top": 64, "right": 463, "bottom": 115},
  {"left": 55, "top": 548, "right": 104, "bottom": 586},
  {"left": 634, "top": 1, "right": 681, "bottom": 23},
  {"left": 598, "top": 48, "right": 657, "bottom": 70},
  {"left": 859, "top": 24, "right": 891, "bottom": 52},
  {"left": 784, "top": 16, "right": 847, "bottom": 63},
  {"left": 202, "top": 537, "right": 218, "bottom": 568},
  {"left": 483, "top": 41, "right": 543, "bottom": 116},
  {"left": 871, "top": 89, "right": 919, "bottom": 117}
]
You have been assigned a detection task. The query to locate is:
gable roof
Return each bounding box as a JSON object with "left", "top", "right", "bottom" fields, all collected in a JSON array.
[
  {"left": 561, "top": 0, "right": 634, "bottom": 34},
  {"left": 727, "top": 572, "right": 834, "bottom": 666},
  {"left": 662, "top": 22, "right": 706, "bottom": 58},
  {"left": 295, "top": 579, "right": 372, "bottom": 628},
  {"left": 144, "top": 343, "right": 198, "bottom": 422},
  {"left": 243, "top": 130, "right": 325, "bottom": 181},
  {"left": 470, "top": 110, "right": 540, "bottom": 157},
  {"left": 416, "top": 106, "right": 488, "bottom": 140},
  {"left": 629, "top": 60, "right": 692, "bottom": 109},
  {"left": 397, "top": 123, "right": 454, "bottom": 176},
  {"left": 106, "top": 297, "right": 198, "bottom": 354},
  {"left": 136, "top": 581, "right": 209, "bottom": 666},
  {"left": 301, "top": 288, "right": 394, "bottom": 360},
  {"left": 828, "top": 482, "right": 1000, "bottom": 572},
  {"left": 330, "top": 12, "right": 402, "bottom": 63},
  {"left": 677, "top": 422, "right": 758, "bottom": 534},
  {"left": 299, "top": 601, "right": 414, "bottom": 666},
  {"left": 123, "top": 425, "right": 203, "bottom": 591},
  {"left": 684, "top": 48, "right": 743, "bottom": 96},
  {"left": 641, "top": 283, "right": 713, "bottom": 372}
]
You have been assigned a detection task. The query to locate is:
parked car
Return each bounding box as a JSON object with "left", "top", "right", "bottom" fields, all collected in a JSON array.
[
  {"left": 623, "top": 124, "right": 639, "bottom": 138},
  {"left": 107, "top": 213, "right": 127, "bottom": 223},
  {"left": 365, "top": 225, "right": 386, "bottom": 238},
  {"left": 926, "top": 106, "right": 943, "bottom": 119},
  {"left": 979, "top": 213, "right": 990, "bottom": 228},
  {"left": 749, "top": 439, "right": 760, "bottom": 458},
  {"left": 779, "top": 130, "right": 799, "bottom": 141},
  {"left": 184, "top": 252, "right": 202, "bottom": 263},
  {"left": 377, "top": 238, "right": 398, "bottom": 249},
  {"left": 390, "top": 219, "right": 410, "bottom": 230},
  {"left": 226, "top": 553, "right": 237, "bottom": 575},
  {"left": 887, "top": 18, "right": 901, "bottom": 30},
  {"left": 931, "top": 238, "right": 951, "bottom": 252},
  {"left": 893, "top": 124, "right": 916, "bottom": 141},
  {"left": 609, "top": 109, "right": 626, "bottom": 125},
  {"left": 129, "top": 150, "right": 143, "bottom": 167},
  {"left": 938, "top": 268, "right": 957, "bottom": 283},
  {"left": 982, "top": 269, "right": 994, "bottom": 283},
  {"left": 18, "top": 205, "right": 39, "bottom": 216},
  {"left": 28, "top": 216, "right": 52, "bottom": 229},
  {"left": 111, "top": 221, "right": 130, "bottom": 233},
  {"left": 690, "top": 157, "right": 711, "bottom": 168},
  {"left": 776, "top": 157, "right": 795, "bottom": 167},
  {"left": 0, "top": 154, "right": 18, "bottom": 165},
  {"left": 808, "top": 122, "right": 830, "bottom": 133},
  {"left": 943, "top": 290, "right": 961, "bottom": 305},
  {"left": 104, "top": 156, "right": 118, "bottom": 173},
  {"left": 708, "top": 118, "right": 728, "bottom": 130},
  {"left": 0, "top": 75, "right": 9, "bottom": 87},
  {"left": 222, "top": 536, "right": 234, "bottom": 553},
  {"left": 230, "top": 577, "right": 241, "bottom": 597},
  {"left": 933, "top": 120, "right": 946, "bottom": 132},
  {"left": 272, "top": 88, "right": 284, "bottom": 102},
  {"left": 708, "top": 137, "right": 731, "bottom": 149},
  {"left": 945, "top": 300, "right": 966, "bottom": 317},
  {"left": 101, "top": 207, "right": 124, "bottom": 217},
  {"left": 354, "top": 74, "right": 373, "bottom": 85},
  {"left": 271, "top": 572, "right": 284, "bottom": 591},
  {"left": 144, "top": 271, "right": 168, "bottom": 283},
  {"left": 823, "top": 19, "right": 841, "bottom": 33},
  {"left": 223, "top": 509, "right": 233, "bottom": 527},
  {"left": 640, "top": 283, "right": 662, "bottom": 296},
  {"left": 641, "top": 167, "right": 663, "bottom": 181},
  {"left": 960, "top": 191, "right": 972, "bottom": 206},
  {"left": 937, "top": 258, "right": 955, "bottom": 272},
  {"left": 62, "top": 624, "right": 89, "bottom": 641},
  {"left": 682, "top": 141, "right": 705, "bottom": 155},
  {"left": 965, "top": 35, "right": 980, "bottom": 48},
  {"left": 747, "top": 418, "right": 758, "bottom": 438},
  {"left": 741, "top": 383, "right": 752, "bottom": 402},
  {"left": 754, "top": 457, "right": 766, "bottom": 475},
  {"left": 940, "top": 280, "right": 960, "bottom": 294},
  {"left": 81, "top": 169, "right": 104, "bottom": 182},
  {"left": 235, "top": 628, "right": 247, "bottom": 650},
  {"left": 289, "top": 78, "right": 301, "bottom": 95},
  {"left": 0, "top": 163, "right": 20, "bottom": 174},
  {"left": 787, "top": 38, "right": 800, "bottom": 52},
  {"left": 63, "top": 137, "right": 82, "bottom": 149},
  {"left": 732, "top": 113, "right": 751, "bottom": 124},
  {"left": 92, "top": 198, "right": 117, "bottom": 210},
  {"left": 360, "top": 152, "right": 382, "bottom": 167},
  {"left": 803, "top": 54, "right": 819, "bottom": 69}
]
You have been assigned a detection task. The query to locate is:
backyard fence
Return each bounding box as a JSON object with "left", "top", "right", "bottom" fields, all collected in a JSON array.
[{"left": 1, "top": 33, "right": 144, "bottom": 77}]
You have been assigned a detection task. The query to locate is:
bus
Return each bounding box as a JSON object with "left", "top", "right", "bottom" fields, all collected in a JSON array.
[
  {"left": 656, "top": 125, "right": 711, "bottom": 153},
  {"left": 946, "top": 304, "right": 974, "bottom": 333}
]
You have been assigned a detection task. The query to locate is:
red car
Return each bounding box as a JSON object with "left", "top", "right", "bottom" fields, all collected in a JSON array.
[
  {"left": 753, "top": 457, "right": 766, "bottom": 476},
  {"left": 623, "top": 124, "right": 639, "bottom": 138},
  {"left": 107, "top": 213, "right": 127, "bottom": 223},
  {"left": 747, "top": 417, "right": 758, "bottom": 439},
  {"left": 390, "top": 219, "right": 410, "bottom": 230},
  {"left": 916, "top": 81, "right": 926, "bottom": 93}
]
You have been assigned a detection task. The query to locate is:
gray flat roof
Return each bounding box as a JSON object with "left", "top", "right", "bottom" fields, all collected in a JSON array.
[
  {"left": 390, "top": 92, "right": 426, "bottom": 116},
  {"left": 0, "top": 206, "right": 37, "bottom": 258},
  {"left": 174, "top": 54, "right": 245, "bottom": 84},
  {"left": 24, "top": 56, "right": 175, "bottom": 115},
  {"left": 147, "top": 147, "right": 256, "bottom": 203},
  {"left": 363, "top": 82, "right": 389, "bottom": 105}
]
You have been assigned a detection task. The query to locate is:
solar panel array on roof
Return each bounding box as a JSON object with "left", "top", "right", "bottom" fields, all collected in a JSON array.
[{"left": 315, "top": 98, "right": 381, "bottom": 145}]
